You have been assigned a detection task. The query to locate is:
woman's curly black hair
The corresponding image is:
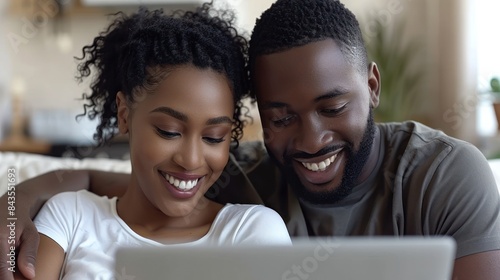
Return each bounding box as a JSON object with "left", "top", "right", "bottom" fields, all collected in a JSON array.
[
  {"left": 76, "top": 2, "right": 249, "bottom": 146},
  {"left": 248, "top": 0, "right": 368, "bottom": 99}
]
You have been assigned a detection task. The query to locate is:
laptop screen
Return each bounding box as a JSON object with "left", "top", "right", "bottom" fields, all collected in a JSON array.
[{"left": 114, "top": 236, "right": 456, "bottom": 280}]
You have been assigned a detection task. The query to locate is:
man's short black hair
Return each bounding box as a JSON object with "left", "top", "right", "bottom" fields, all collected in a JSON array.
[{"left": 249, "top": 0, "right": 368, "bottom": 96}]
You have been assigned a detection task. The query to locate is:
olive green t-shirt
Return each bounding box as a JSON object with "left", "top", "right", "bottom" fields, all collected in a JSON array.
[{"left": 210, "top": 121, "right": 500, "bottom": 258}]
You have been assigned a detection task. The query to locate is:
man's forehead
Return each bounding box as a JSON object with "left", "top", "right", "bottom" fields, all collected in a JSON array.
[
  {"left": 254, "top": 39, "right": 357, "bottom": 98},
  {"left": 254, "top": 39, "right": 351, "bottom": 81},
  {"left": 255, "top": 39, "right": 343, "bottom": 66}
]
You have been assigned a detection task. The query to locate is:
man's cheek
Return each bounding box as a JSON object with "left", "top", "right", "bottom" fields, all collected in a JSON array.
[{"left": 262, "top": 125, "right": 288, "bottom": 145}]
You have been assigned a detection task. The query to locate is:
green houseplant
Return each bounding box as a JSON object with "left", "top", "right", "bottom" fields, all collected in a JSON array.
[
  {"left": 364, "top": 19, "right": 424, "bottom": 122},
  {"left": 490, "top": 77, "right": 500, "bottom": 130},
  {"left": 491, "top": 77, "right": 500, "bottom": 96}
]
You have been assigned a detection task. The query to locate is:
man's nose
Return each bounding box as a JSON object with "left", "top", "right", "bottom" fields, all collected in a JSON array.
[{"left": 293, "top": 115, "right": 333, "bottom": 155}]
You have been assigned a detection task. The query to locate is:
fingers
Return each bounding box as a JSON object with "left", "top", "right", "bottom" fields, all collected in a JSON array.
[
  {"left": 16, "top": 225, "right": 39, "bottom": 279},
  {"left": 13, "top": 269, "right": 30, "bottom": 280},
  {"left": 0, "top": 231, "right": 15, "bottom": 280}
]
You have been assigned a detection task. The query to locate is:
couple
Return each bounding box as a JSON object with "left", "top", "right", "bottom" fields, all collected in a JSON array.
[{"left": 3, "top": 0, "right": 500, "bottom": 279}]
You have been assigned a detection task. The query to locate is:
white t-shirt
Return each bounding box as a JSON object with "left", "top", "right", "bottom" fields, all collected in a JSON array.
[{"left": 34, "top": 190, "right": 291, "bottom": 279}]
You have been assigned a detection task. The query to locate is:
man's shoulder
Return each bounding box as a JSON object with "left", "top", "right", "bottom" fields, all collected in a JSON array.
[
  {"left": 380, "top": 121, "right": 457, "bottom": 145},
  {"left": 378, "top": 121, "right": 478, "bottom": 159},
  {"left": 375, "top": 121, "right": 488, "bottom": 184}
]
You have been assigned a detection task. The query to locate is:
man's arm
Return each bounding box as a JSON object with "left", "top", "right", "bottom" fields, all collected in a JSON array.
[
  {"left": 422, "top": 143, "right": 500, "bottom": 280},
  {"left": 0, "top": 169, "right": 129, "bottom": 280},
  {"left": 453, "top": 251, "right": 500, "bottom": 280}
]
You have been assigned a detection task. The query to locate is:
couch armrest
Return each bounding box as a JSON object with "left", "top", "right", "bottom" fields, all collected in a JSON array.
[
  {"left": 488, "top": 159, "right": 500, "bottom": 195},
  {"left": 0, "top": 152, "right": 131, "bottom": 196}
]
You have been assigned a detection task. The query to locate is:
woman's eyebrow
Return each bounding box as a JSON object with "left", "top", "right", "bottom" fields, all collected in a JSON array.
[
  {"left": 206, "top": 116, "right": 233, "bottom": 126},
  {"left": 150, "top": 106, "right": 231, "bottom": 125},
  {"left": 150, "top": 106, "right": 188, "bottom": 122}
]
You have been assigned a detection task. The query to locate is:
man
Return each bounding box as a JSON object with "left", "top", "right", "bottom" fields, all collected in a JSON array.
[{"left": 2, "top": 1, "right": 500, "bottom": 279}]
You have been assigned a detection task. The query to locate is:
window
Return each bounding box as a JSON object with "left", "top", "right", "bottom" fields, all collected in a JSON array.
[{"left": 476, "top": 0, "right": 500, "bottom": 137}]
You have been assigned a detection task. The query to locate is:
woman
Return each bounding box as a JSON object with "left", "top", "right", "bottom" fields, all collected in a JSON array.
[{"left": 30, "top": 3, "right": 290, "bottom": 279}]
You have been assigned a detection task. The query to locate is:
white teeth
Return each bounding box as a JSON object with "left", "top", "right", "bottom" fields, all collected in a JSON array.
[
  {"left": 310, "top": 163, "right": 319, "bottom": 171},
  {"left": 318, "top": 161, "right": 326, "bottom": 170},
  {"left": 301, "top": 154, "right": 337, "bottom": 172},
  {"left": 164, "top": 174, "right": 198, "bottom": 191}
]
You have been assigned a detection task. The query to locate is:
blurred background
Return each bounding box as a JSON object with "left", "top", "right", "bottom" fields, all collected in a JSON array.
[{"left": 0, "top": 0, "right": 499, "bottom": 159}]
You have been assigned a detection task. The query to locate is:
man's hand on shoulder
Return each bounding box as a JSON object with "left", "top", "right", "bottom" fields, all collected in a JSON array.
[{"left": 0, "top": 192, "right": 39, "bottom": 280}]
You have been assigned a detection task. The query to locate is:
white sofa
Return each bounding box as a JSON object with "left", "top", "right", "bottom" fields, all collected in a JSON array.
[
  {"left": 0, "top": 152, "right": 131, "bottom": 196},
  {"left": 1, "top": 152, "right": 500, "bottom": 196},
  {"left": 490, "top": 159, "right": 500, "bottom": 192}
]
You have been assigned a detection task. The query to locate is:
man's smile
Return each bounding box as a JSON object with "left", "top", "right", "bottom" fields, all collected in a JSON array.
[
  {"left": 300, "top": 154, "right": 338, "bottom": 172},
  {"left": 292, "top": 150, "right": 345, "bottom": 186}
]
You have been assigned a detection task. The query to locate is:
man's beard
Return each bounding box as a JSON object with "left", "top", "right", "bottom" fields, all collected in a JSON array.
[{"left": 269, "top": 110, "right": 376, "bottom": 205}]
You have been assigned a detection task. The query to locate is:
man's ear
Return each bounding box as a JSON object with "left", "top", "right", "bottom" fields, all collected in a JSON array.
[
  {"left": 116, "top": 92, "right": 129, "bottom": 134},
  {"left": 367, "top": 62, "right": 381, "bottom": 109}
]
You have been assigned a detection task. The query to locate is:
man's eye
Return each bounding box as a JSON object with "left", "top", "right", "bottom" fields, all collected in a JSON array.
[
  {"left": 271, "top": 115, "right": 294, "bottom": 127},
  {"left": 156, "top": 128, "right": 180, "bottom": 139},
  {"left": 322, "top": 103, "right": 347, "bottom": 115}
]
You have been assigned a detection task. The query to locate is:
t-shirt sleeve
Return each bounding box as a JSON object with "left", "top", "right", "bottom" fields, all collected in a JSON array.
[
  {"left": 424, "top": 143, "right": 500, "bottom": 258},
  {"left": 33, "top": 192, "right": 79, "bottom": 252},
  {"left": 234, "top": 205, "right": 292, "bottom": 245}
]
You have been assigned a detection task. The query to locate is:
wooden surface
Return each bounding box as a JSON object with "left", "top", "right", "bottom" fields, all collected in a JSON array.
[{"left": 0, "top": 134, "right": 51, "bottom": 154}]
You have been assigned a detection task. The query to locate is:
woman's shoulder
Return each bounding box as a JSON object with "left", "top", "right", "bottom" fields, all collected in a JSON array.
[
  {"left": 221, "top": 203, "right": 273, "bottom": 214},
  {"left": 46, "top": 189, "right": 115, "bottom": 211},
  {"left": 217, "top": 203, "right": 285, "bottom": 224},
  {"left": 214, "top": 204, "right": 291, "bottom": 245}
]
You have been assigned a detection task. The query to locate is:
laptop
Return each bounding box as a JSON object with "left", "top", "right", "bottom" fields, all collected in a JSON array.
[{"left": 114, "top": 237, "right": 456, "bottom": 280}]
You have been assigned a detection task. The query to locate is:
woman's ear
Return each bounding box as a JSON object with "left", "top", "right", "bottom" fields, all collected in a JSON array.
[
  {"left": 367, "top": 62, "right": 381, "bottom": 109},
  {"left": 116, "top": 92, "right": 129, "bottom": 134}
]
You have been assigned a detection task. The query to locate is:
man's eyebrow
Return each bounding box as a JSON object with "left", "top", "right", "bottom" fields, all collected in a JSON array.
[
  {"left": 260, "top": 88, "right": 349, "bottom": 110},
  {"left": 150, "top": 107, "right": 188, "bottom": 122},
  {"left": 260, "top": 101, "right": 288, "bottom": 110},
  {"left": 314, "top": 88, "right": 349, "bottom": 102},
  {"left": 206, "top": 116, "right": 233, "bottom": 126}
]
